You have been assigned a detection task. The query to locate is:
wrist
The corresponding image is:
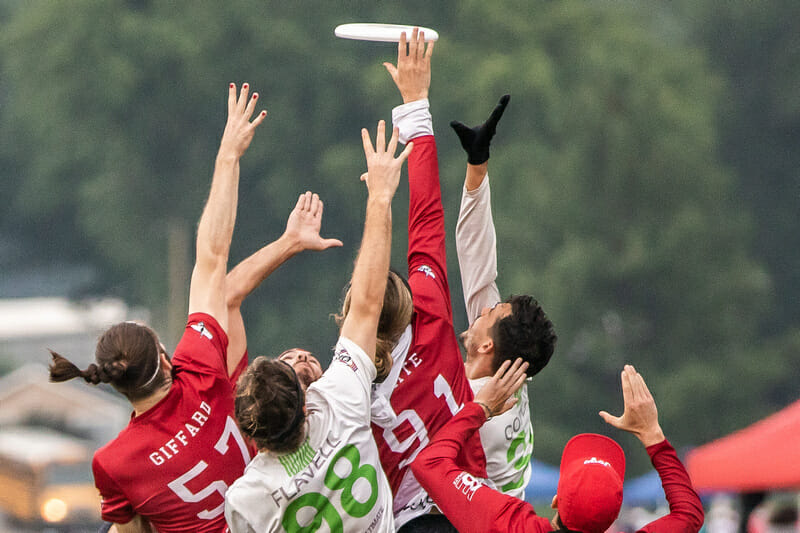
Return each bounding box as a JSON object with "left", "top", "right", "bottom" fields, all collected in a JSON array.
[
  {"left": 367, "top": 192, "right": 395, "bottom": 206},
  {"left": 401, "top": 91, "right": 428, "bottom": 104},
  {"left": 638, "top": 426, "right": 666, "bottom": 448},
  {"left": 473, "top": 401, "right": 494, "bottom": 421},
  {"left": 278, "top": 232, "right": 305, "bottom": 255}
]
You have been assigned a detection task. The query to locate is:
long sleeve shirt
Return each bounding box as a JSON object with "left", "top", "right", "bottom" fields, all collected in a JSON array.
[{"left": 411, "top": 402, "right": 704, "bottom": 533}]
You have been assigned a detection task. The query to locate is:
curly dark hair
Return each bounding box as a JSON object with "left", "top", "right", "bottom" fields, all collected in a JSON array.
[
  {"left": 491, "top": 295, "right": 556, "bottom": 377},
  {"left": 235, "top": 356, "right": 306, "bottom": 454}
]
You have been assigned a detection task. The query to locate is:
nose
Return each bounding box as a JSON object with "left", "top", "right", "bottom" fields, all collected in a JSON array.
[{"left": 297, "top": 352, "right": 308, "bottom": 362}]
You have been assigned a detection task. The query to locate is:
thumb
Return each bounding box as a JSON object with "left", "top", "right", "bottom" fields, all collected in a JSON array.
[
  {"left": 449, "top": 121, "right": 475, "bottom": 145},
  {"left": 321, "top": 238, "right": 344, "bottom": 249},
  {"left": 599, "top": 410, "right": 622, "bottom": 428},
  {"left": 383, "top": 62, "right": 398, "bottom": 80}
]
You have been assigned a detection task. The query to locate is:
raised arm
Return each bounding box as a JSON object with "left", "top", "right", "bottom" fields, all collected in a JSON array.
[
  {"left": 453, "top": 95, "right": 509, "bottom": 322},
  {"left": 340, "top": 122, "right": 412, "bottom": 359},
  {"left": 600, "top": 366, "right": 704, "bottom": 533},
  {"left": 188, "top": 83, "right": 267, "bottom": 331},
  {"left": 225, "top": 192, "right": 342, "bottom": 375}
]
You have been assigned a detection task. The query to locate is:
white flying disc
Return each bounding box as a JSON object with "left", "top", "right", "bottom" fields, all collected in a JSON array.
[{"left": 334, "top": 23, "right": 439, "bottom": 43}]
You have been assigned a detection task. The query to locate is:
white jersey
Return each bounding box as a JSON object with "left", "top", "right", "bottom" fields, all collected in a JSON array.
[
  {"left": 456, "top": 176, "right": 534, "bottom": 499},
  {"left": 224, "top": 337, "right": 394, "bottom": 533}
]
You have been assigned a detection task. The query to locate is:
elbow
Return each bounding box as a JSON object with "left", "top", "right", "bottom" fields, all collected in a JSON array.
[{"left": 410, "top": 448, "right": 435, "bottom": 487}]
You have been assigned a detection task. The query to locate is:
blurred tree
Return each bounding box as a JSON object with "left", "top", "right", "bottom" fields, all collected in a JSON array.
[
  {"left": 675, "top": 0, "right": 800, "bottom": 336},
  {"left": 0, "top": 0, "right": 785, "bottom": 474}
]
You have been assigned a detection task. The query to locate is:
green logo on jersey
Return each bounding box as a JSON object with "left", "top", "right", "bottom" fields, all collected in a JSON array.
[
  {"left": 501, "top": 427, "right": 533, "bottom": 492},
  {"left": 281, "top": 444, "right": 379, "bottom": 532},
  {"left": 279, "top": 439, "right": 316, "bottom": 477}
]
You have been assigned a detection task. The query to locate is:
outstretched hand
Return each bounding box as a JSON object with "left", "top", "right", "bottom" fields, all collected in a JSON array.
[
  {"left": 284, "top": 191, "right": 343, "bottom": 252},
  {"left": 383, "top": 27, "right": 434, "bottom": 104},
  {"left": 599, "top": 364, "right": 666, "bottom": 447},
  {"left": 219, "top": 82, "right": 268, "bottom": 159},
  {"left": 361, "top": 120, "right": 414, "bottom": 201},
  {"left": 450, "top": 94, "right": 510, "bottom": 165},
  {"left": 474, "top": 358, "right": 529, "bottom": 419}
]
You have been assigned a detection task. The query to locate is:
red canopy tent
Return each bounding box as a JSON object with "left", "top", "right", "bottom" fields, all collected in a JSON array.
[{"left": 686, "top": 398, "right": 800, "bottom": 492}]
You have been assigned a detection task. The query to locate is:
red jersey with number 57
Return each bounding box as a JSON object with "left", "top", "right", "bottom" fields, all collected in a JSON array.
[
  {"left": 92, "top": 313, "right": 253, "bottom": 532},
  {"left": 370, "top": 134, "right": 487, "bottom": 528}
]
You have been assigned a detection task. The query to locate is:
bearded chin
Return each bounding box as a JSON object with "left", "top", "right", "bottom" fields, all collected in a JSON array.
[
  {"left": 458, "top": 331, "right": 468, "bottom": 352},
  {"left": 296, "top": 368, "right": 316, "bottom": 389}
]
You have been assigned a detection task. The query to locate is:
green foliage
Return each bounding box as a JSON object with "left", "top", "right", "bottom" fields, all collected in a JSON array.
[{"left": 0, "top": 0, "right": 794, "bottom": 476}]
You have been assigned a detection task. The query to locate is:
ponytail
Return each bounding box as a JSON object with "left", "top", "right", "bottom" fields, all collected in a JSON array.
[{"left": 48, "top": 350, "right": 128, "bottom": 385}]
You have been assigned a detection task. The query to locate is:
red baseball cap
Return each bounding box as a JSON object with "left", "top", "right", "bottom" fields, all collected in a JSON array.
[{"left": 557, "top": 434, "right": 625, "bottom": 533}]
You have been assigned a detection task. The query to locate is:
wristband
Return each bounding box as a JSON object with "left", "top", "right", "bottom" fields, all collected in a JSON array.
[{"left": 474, "top": 401, "right": 495, "bottom": 421}]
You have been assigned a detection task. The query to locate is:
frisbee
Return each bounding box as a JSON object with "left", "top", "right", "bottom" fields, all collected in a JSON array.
[{"left": 334, "top": 23, "right": 439, "bottom": 43}]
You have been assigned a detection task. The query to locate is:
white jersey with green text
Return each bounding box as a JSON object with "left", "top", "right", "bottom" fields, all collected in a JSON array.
[
  {"left": 224, "top": 336, "right": 394, "bottom": 533},
  {"left": 456, "top": 176, "right": 534, "bottom": 499}
]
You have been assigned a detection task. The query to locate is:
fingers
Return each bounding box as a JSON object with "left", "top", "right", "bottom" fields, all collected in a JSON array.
[
  {"left": 228, "top": 83, "right": 237, "bottom": 115},
  {"left": 397, "top": 141, "right": 414, "bottom": 163},
  {"left": 487, "top": 94, "right": 510, "bottom": 128},
  {"left": 409, "top": 27, "right": 419, "bottom": 60},
  {"left": 387, "top": 126, "right": 399, "bottom": 156},
  {"left": 361, "top": 128, "right": 375, "bottom": 156},
  {"left": 398, "top": 31, "right": 407, "bottom": 61},
  {"left": 250, "top": 109, "right": 268, "bottom": 128},
  {"left": 424, "top": 39, "right": 435, "bottom": 61},
  {"left": 237, "top": 83, "right": 250, "bottom": 113},
  {"left": 620, "top": 366, "right": 633, "bottom": 405},
  {"left": 311, "top": 193, "right": 322, "bottom": 218},
  {"left": 296, "top": 192, "right": 308, "bottom": 212},
  {"left": 376, "top": 120, "right": 386, "bottom": 153}
]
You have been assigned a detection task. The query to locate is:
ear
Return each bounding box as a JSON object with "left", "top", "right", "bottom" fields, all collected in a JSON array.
[
  {"left": 551, "top": 494, "right": 558, "bottom": 510},
  {"left": 477, "top": 337, "right": 494, "bottom": 355},
  {"left": 161, "top": 352, "right": 173, "bottom": 372}
]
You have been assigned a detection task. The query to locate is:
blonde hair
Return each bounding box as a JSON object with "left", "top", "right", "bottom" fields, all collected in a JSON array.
[{"left": 335, "top": 270, "right": 413, "bottom": 381}]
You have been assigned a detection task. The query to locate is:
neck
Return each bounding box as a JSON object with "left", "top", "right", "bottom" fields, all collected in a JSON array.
[
  {"left": 131, "top": 381, "right": 171, "bottom": 416},
  {"left": 465, "top": 352, "right": 494, "bottom": 380}
]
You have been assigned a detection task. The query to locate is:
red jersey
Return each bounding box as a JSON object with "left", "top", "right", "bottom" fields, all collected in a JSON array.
[
  {"left": 371, "top": 134, "right": 487, "bottom": 527},
  {"left": 412, "top": 403, "right": 705, "bottom": 533},
  {"left": 92, "top": 314, "right": 253, "bottom": 532}
]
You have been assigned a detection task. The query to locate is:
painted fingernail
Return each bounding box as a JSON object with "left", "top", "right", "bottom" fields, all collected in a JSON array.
[
  {"left": 229, "top": 83, "right": 235, "bottom": 88},
  {"left": 252, "top": 93, "right": 258, "bottom": 99},
  {"left": 261, "top": 111, "right": 267, "bottom": 116}
]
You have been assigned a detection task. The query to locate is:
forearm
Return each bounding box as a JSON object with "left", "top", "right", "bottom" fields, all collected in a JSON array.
[
  {"left": 456, "top": 176, "right": 500, "bottom": 323},
  {"left": 407, "top": 135, "right": 446, "bottom": 269},
  {"left": 464, "top": 162, "right": 488, "bottom": 191},
  {"left": 640, "top": 440, "right": 704, "bottom": 532},
  {"left": 226, "top": 234, "right": 303, "bottom": 308},
  {"left": 196, "top": 153, "right": 240, "bottom": 268},
  {"left": 341, "top": 196, "right": 392, "bottom": 354}
]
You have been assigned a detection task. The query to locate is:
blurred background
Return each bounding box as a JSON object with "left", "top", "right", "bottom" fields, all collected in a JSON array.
[{"left": 0, "top": 0, "right": 797, "bottom": 531}]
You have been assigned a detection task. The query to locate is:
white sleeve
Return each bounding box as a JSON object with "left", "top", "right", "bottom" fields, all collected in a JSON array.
[
  {"left": 307, "top": 336, "right": 376, "bottom": 420},
  {"left": 391, "top": 98, "right": 433, "bottom": 144},
  {"left": 224, "top": 493, "right": 256, "bottom": 533},
  {"left": 456, "top": 176, "right": 501, "bottom": 323}
]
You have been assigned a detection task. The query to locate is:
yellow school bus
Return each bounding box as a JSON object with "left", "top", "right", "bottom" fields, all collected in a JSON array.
[{"left": 0, "top": 426, "right": 101, "bottom": 527}]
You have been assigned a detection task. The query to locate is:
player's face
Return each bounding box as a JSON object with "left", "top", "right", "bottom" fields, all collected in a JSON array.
[
  {"left": 459, "top": 302, "right": 512, "bottom": 356},
  {"left": 278, "top": 349, "right": 323, "bottom": 390}
]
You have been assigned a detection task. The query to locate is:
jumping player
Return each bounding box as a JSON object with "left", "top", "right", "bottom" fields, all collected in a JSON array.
[
  {"left": 336, "top": 28, "right": 489, "bottom": 531},
  {"left": 412, "top": 363, "right": 705, "bottom": 533},
  {"left": 224, "top": 190, "right": 342, "bottom": 389},
  {"left": 48, "top": 83, "right": 267, "bottom": 533},
  {"left": 223, "top": 121, "right": 412, "bottom": 532},
  {"left": 452, "top": 95, "right": 557, "bottom": 498}
]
